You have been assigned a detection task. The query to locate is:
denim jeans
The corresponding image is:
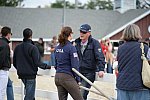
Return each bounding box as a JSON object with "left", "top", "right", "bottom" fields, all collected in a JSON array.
[
  {"left": 0, "top": 70, "right": 8, "bottom": 100},
  {"left": 117, "top": 89, "right": 150, "bottom": 100},
  {"left": 50, "top": 52, "right": 56, "bottom": 66},
  {"left": 106, "top": 60, "right": 113, "bottom": 74},
  {"left": 21, "top": 79, "right": 36, "bottom": 100},
  {"left": 7, "top": 77, "right": 14, "bottom": 100},
  {"left": 80, "top": 72, "right": 95, "bottom": 100}
]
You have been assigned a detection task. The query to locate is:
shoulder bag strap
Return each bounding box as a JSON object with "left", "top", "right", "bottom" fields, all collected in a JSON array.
[{"left": 140, "top": 43, "right": 147, "bottom": 60}]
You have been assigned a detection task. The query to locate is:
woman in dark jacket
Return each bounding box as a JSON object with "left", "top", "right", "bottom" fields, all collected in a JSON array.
[
  {"left": 117, "top": 24, "right": 150, "bottom": 100},
  {"left": 54, "top": 26, "right": 83, "bottom": 100}
]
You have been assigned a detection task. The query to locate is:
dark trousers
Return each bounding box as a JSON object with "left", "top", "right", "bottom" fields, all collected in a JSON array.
[
  {"left": 21, "top": 79, "right": 36, "bottom": 100},
  {"left": 55, "top": 73, "right": 83, "bottom": 100},
  {"left": 80, "top": 72, "right": 95, "bottom": 100}
]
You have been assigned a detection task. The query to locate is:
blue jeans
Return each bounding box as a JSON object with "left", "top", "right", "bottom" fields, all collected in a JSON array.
[
  {"left": 80, "top": 72, "right": 95, "bottom": 100},
  {"left": 106, "top": 60, "right": 113, "bottom": 74},
  {"left": 0, "top": 70, "right": 8, "bottom": 100},
  {"left": 21, "top": 79, "right": 36, "bottom": 100},
  {"left": 7, "top": 77, "right": 14, "bottom": 100},
  {"left": 117, "top": 89, "right": 150, "bottom": 100},
  {"left": 50, "top": 52, "right": 56, "bottom": 66}
]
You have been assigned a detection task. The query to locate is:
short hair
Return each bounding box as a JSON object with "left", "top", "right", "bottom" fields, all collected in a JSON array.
[
  {"left": 23, "top": 28, "right": 32, "bottom": 39},
  {"left": 1, "top": 26, "right": 11, "bottom": 36},
  {"left": 52, "top": 36, "right": 57, "bottom": 40},
  {"left": 39, "top": 38, "right": 43, "bottom": 41},
  {"left": 120, "top": 24, "right": 142, "bottom": 41}
]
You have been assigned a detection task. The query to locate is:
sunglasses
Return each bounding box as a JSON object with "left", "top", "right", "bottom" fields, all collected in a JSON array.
[{"left": 80, "top": 30, "right": 87, "bottom": 34}]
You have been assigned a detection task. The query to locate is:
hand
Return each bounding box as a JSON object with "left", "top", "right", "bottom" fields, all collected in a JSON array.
[
  {"left": 98, "top": 71, "right": 104, "bottom": 78},
  {"left": 47, "top": 65, "right": 51, "bottom": 69},
  {"left": 78, "top": 82, "right": 81, "bottom": 86}
]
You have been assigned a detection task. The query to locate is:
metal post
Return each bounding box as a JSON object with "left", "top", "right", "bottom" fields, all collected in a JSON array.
[
  {"left": 75, "top": 0, "right": 78, "bottom": 9},
  {"left": 62, "top": 0, "right": 66, "bottom": 27}
]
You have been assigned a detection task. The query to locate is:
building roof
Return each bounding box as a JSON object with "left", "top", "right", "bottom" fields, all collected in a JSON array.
[
  {"left": 103, "top": 9, "right": 150, "bottom": 39},
  {"left": 0, "top": 7, "right": 149, "bottom": 41}
]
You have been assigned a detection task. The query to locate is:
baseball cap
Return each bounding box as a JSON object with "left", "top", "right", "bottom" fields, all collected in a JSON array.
[{"left": 80, "top": 24, "right": 91, "bottom": 33}]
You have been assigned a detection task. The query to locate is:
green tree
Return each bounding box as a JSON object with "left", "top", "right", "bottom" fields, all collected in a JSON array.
[
  {"left": 49, "top": 0, "right": 113, "bottom": 10},
  {"left": 0, "top": 0, "right": 24, "bottom": 7},
  {"left": 50, "top": 0, "right": 75, "bottom": 9},
  {"left": 85, "top": 1, "right": 95, "bottom": 9},
  {"left": 51, "top": 0, "right": 63, "bottom": 8},
  {"left": 85, "top": 0, "right": 113, "bottom": 10}
]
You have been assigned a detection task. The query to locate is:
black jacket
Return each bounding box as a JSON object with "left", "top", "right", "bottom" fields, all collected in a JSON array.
[
  {"left": 0, "top": 37, "right": 11, "bottom": 70},
  {"left": 35, "top": 42, "right": 44, "bottom": 57},
  {"left": 13, "top": 39, "right": 48, "bottom": 79},
  {"left": 75, "top": 35, "right": 105, "bottom": 73}
]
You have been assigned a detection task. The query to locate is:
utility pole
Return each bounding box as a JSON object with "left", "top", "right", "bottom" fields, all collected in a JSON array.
[
  {"left": 75, "top": 0, "right": 78, "bottom": 9},
  {"left": 62, "top": 0, "right": 66, "bottom": 27}
]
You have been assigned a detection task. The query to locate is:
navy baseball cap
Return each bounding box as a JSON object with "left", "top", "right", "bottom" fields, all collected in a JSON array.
[{"left": 80, "top": 24, "right": 91, "bottom": 33}]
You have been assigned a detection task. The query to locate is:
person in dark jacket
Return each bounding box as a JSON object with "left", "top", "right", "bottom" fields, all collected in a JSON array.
[
  {"left": 35, "top": 38, "right": 44, "bottom": 61},
  {"left": 13, "top": 28, "right": 51, "bottom": 100},
  {"left": 75, "top": 24, "right": 105, "bottom": 100},
  {"left": 117, "top": 24, "right": 150, "bottom": 100},
  {"left": 54, "top": 26, "right": 83, "bottom": 100},
  {"left": 0, "top": 26, "right": 12, "bottom": 100}
]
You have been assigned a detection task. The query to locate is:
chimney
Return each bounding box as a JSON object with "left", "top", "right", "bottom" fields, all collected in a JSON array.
[{"left": 114, "top": 0, "right": 136, "bottom": 13}]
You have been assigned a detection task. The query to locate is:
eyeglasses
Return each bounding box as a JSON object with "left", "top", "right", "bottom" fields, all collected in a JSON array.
[{"left": 80, "top": 30, "right": 87, "bottom": 34}]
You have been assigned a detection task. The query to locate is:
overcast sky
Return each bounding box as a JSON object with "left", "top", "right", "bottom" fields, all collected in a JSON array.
[{"left": 22, "top": 0, "right": 89, "bottom": 8}]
